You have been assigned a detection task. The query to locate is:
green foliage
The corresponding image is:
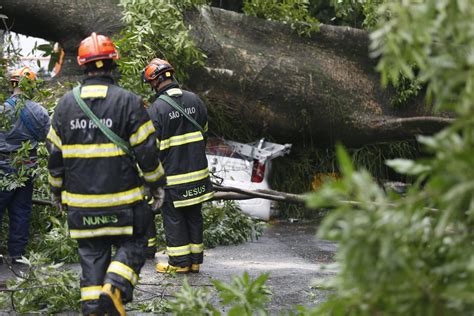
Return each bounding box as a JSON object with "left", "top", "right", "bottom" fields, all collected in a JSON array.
[
  {"left": 391, "top": 73, "right": 422, "bottom": 107},
  {"left": 115, "top": 0, "right": 208, "bottom": 99},
  {"left": 202, "top": 201, "right": 265, "bottom": 248},
  {"left": 167, "top": 278, "right": 220, "bottom": 315},
  {"left": 0, "top": 253, "right": 81, "bottom": 314},
  {"left": 129, "top": 292, "right": 169, "bottom": 313},
  {"left": 304, "top": 1, "right": 474, "bottom": 314},
  {"left": 243, "top": 0, "right": 320, "bottom": 36},
  {"left": 28, "top": 216, "right": 79, "bottom": 263},
  {"left": 166, "top": 272, "right": 271, "bottom": 316},
  {"left": 371, "top": 0, "right": 474, "bottom": 114},
  {"left": 213, "top": 272, "right": 271, "bottom": 316},
  {"left": 330, "top": 0, "right": 385, "bottom": 29},
  {"left": 0, "top": 141, "right": 34, "bottom": 191}
]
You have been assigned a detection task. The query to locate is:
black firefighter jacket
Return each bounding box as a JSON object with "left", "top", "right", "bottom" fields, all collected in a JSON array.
[
  {"left": 147, "top": 83, "right": 213, "bottom": 208},
  {"left": 47, "top": 76, "right": 166, "bottom": 239}
]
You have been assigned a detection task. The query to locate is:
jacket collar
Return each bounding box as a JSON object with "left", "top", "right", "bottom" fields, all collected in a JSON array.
[
  {"left": 156, "top": 82, "right": 180, "bottom": 97},
  {"left": 82, "top": 75, "right": 115, "bottom": 86}
]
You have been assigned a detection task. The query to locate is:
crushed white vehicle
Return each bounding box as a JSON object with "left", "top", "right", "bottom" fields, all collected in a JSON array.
[{"left": 206, "top": 138, "right": 292, "bottom": 220}]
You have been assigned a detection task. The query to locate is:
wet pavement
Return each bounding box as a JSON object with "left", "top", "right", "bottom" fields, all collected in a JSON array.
[
  {"left": 0, "top": 220, "right": 338, "bottom": 314},
  {"left": 139, "top": 220, "right": 338, "bottom": 314}
]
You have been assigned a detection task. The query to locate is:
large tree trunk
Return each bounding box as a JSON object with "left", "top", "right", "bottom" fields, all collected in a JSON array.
[{"left": 0, "top": 1, "right": 451, "bottom": 147}]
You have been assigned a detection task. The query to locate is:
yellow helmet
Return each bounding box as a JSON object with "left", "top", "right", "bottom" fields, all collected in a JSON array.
[{"left": 10, "top": 66, "right": 37, "bottom": 82}]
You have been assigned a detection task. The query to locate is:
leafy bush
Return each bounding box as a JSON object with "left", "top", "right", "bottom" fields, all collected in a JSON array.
[
  {"left": 203, "top": 201, "right": 265, "bottom": 248},
  {"left": 243, "top": 0, "right": 320, "bottom": 36}
]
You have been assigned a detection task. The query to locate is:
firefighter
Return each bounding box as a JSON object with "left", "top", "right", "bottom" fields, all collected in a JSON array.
[
  {"left": 0, "top": 67, "right": 50, "bottom": 264},
  {"left": 46, "top": 33, "right": 166, "bottom": 316},
  {"left": 142, "top": 58, "right": 213, "bottom": 274}
]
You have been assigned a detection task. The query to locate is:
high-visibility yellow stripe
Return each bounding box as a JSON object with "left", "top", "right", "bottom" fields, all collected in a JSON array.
[
  {"left": 148, "top": 237, "right": 157, "bottom": 247},
  {"left": 62, "top": 143, "right": 126, "bottom": 158},
  {"left": 62, "top": 186, "right": 144, "bottom": 208},
  {"left": 167, "top": 245, "right": 191, "bottom": 256},
  {"left": 160, "top": 131, "right": 203, "bottom": 150},
  {"left": 48, "top": 173, "right": 63, "bottom": 188},
  {"left": 203, "top": 122, "right": 208, "bottom": 133},
  {"left": 70, "top": 226, "right": 133, "bottom": 239},
  {"left": 130, "top": 120, "right": 155, "bottom": 146},
  {"left": 47, "top": 126, "right": 62, "bottom": 150},
  {"left": 143, "top": 162, "right": 165, "bottom": 182},
  {"left": 107, "top": 261, "right": 138, "bottom": 286},
  {"left": 190, "top": 243, "right": 204, "bottom": 253},
  {"left": 81, "top": 85, "right": 108, "bottom": 98},
  {"left": 81, "top": 286, "right": 102, "bottom": 301},
  {"left": 167, "top": 168, "right": 209, "bottom": 186},
  {"left": 173, "top": 192, "right": 214, "bottom": 208}
]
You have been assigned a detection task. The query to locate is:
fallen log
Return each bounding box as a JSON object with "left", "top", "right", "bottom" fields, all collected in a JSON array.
[
  {"left": 212, "top": 184, "right": 306, "bottom": 204},
  {"left": 32, "top": 199, "right": 54, "bottom": 207},
  {"left": 32, "top": 185, "right": 306, "bottom": 208}
]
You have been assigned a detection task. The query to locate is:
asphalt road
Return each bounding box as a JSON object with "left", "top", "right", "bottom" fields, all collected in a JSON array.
[
  {"left": 0, "top": 220, "right": 338, "bottom": 314},
  {"left": 140, "top": 220, "right": 338, "bottom": 314}
]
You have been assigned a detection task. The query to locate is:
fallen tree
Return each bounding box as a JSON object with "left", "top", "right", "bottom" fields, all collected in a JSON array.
[{"left": 0, "top": 1, "right": 452, "bottom": 147}]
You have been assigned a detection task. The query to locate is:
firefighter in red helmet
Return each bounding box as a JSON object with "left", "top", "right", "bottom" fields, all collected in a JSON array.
[
  {"left": 47, "top": 32, "right": 166, "bottom": 316},
  {"left": 142, "top": 58, "right": 213, "bottom": 274}
]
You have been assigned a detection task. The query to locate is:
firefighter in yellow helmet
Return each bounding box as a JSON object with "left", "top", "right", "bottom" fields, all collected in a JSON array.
[
  {"left": 46, "top": 33, "right": 166, "bottom": 316},
  {"left": 142, "top": 58, "right": 213, "bottom": 274},
  {"left": 0, "top": 66, "right": 50, "bottom": 264}
]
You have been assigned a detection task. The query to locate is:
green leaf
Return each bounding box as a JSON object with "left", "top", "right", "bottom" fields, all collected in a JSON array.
[{"left": 385, "top": 158, "right": 431, "bottom": 175}]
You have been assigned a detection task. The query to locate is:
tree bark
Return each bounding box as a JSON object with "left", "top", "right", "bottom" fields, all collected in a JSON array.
[
  {"left": 184, "top": 6, "right": 452, "bottom": 147},
  {"left": 0, "top": 2, "right": 452, "bottom": 147}
]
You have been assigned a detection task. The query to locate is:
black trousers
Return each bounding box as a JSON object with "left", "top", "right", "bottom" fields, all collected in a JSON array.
[
  {"left": 0, "top": 179, "right": 33, "bottom": 257},
  {"left": 78, "top": 202, "right": 151, "bottom": 315},
  {"left": 161, "top": 201, "right": 204, "bottom": 267}
]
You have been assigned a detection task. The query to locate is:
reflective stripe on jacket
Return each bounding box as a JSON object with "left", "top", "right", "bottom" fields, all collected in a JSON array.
[{"left": 147, "top": 83, "right": 213, "bottom": 208}]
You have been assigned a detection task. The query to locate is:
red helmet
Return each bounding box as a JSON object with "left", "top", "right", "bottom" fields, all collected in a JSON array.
[
  {"left": 77, "top": 32, "right": 119, "bottom": 66},
  {"left": 142, "top": 58, "right": 174, "bottom": 83},
  {"left": 10, "top": 66, "right": 36, "bottom": 82}
]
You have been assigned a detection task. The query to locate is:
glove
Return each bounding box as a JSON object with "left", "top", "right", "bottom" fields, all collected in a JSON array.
[
  {"left": 150, "top": 187, "right": 165, "bottom": 213},
  {"left": 51, "top": 193, "right": 64, "bottom": 213}
]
